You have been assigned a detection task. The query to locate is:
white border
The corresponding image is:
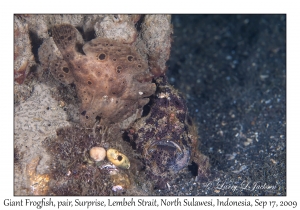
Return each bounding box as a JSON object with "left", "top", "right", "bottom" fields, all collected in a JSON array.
[{"left": 2, "top": 0, "right": 299, "bottom": 209}]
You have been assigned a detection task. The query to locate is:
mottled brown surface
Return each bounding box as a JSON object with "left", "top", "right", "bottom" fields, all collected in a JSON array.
[
  {"left": 51, "top": 24, "right": 156, "bottom": 127},
  {"left": 128, "top": 77, "right": 209, "bottom": 189}
]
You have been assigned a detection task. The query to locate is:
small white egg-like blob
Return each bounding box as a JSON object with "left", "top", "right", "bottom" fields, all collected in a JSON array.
[{"left": 89, "top": 147, "right": 106, "bottom": 162}]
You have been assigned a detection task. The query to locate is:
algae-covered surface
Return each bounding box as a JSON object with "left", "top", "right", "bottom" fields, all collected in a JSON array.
[{"left": 166, "top": 14, "right": 286, "bottom": 195}]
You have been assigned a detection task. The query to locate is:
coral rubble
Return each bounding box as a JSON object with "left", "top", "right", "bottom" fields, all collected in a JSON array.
[{"left": 44, "top": 125, "right": 148, "bottom": 195}]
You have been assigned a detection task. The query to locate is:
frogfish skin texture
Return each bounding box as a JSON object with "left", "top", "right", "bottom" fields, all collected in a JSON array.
[{"left": 51, "top": 24, "right": 156, "bottom": 127}]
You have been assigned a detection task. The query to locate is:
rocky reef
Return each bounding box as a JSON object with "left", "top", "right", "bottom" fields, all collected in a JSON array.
[{"left": 14, "top": 14, "right": 209, "bottom": 195}]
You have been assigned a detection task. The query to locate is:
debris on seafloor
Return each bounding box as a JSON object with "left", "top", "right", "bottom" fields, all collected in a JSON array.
[
  {"left": 106, "top": 148, "right": 130, "bottom": 169},
  {"left": 89, "top": 146, "right": 106, "bottom": 162},
  {"left": 26, "top": 156, "right": 50, "bottom": 195}
]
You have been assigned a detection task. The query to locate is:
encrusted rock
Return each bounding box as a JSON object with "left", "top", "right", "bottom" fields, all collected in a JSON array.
[
  {"left": 14, "top": 83, "right": 33, "bottom": 105},
  {"left": 139, "top": 15, "right": 172, "bottom": 77},
  {"left": 14, "top": 83, "right": 70, "bottom": 195},
  {"left": 14, "top": 16, "right": 36, "bottom": 85},
  {"left": 26, "top": 156, "right": 50, "bottom": 195},
  {"left": 94, "top": 15, "right": 138, "bottom": 44},
  {"left": 18, "top": 14, "right": 84, "bottom": 39}
]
